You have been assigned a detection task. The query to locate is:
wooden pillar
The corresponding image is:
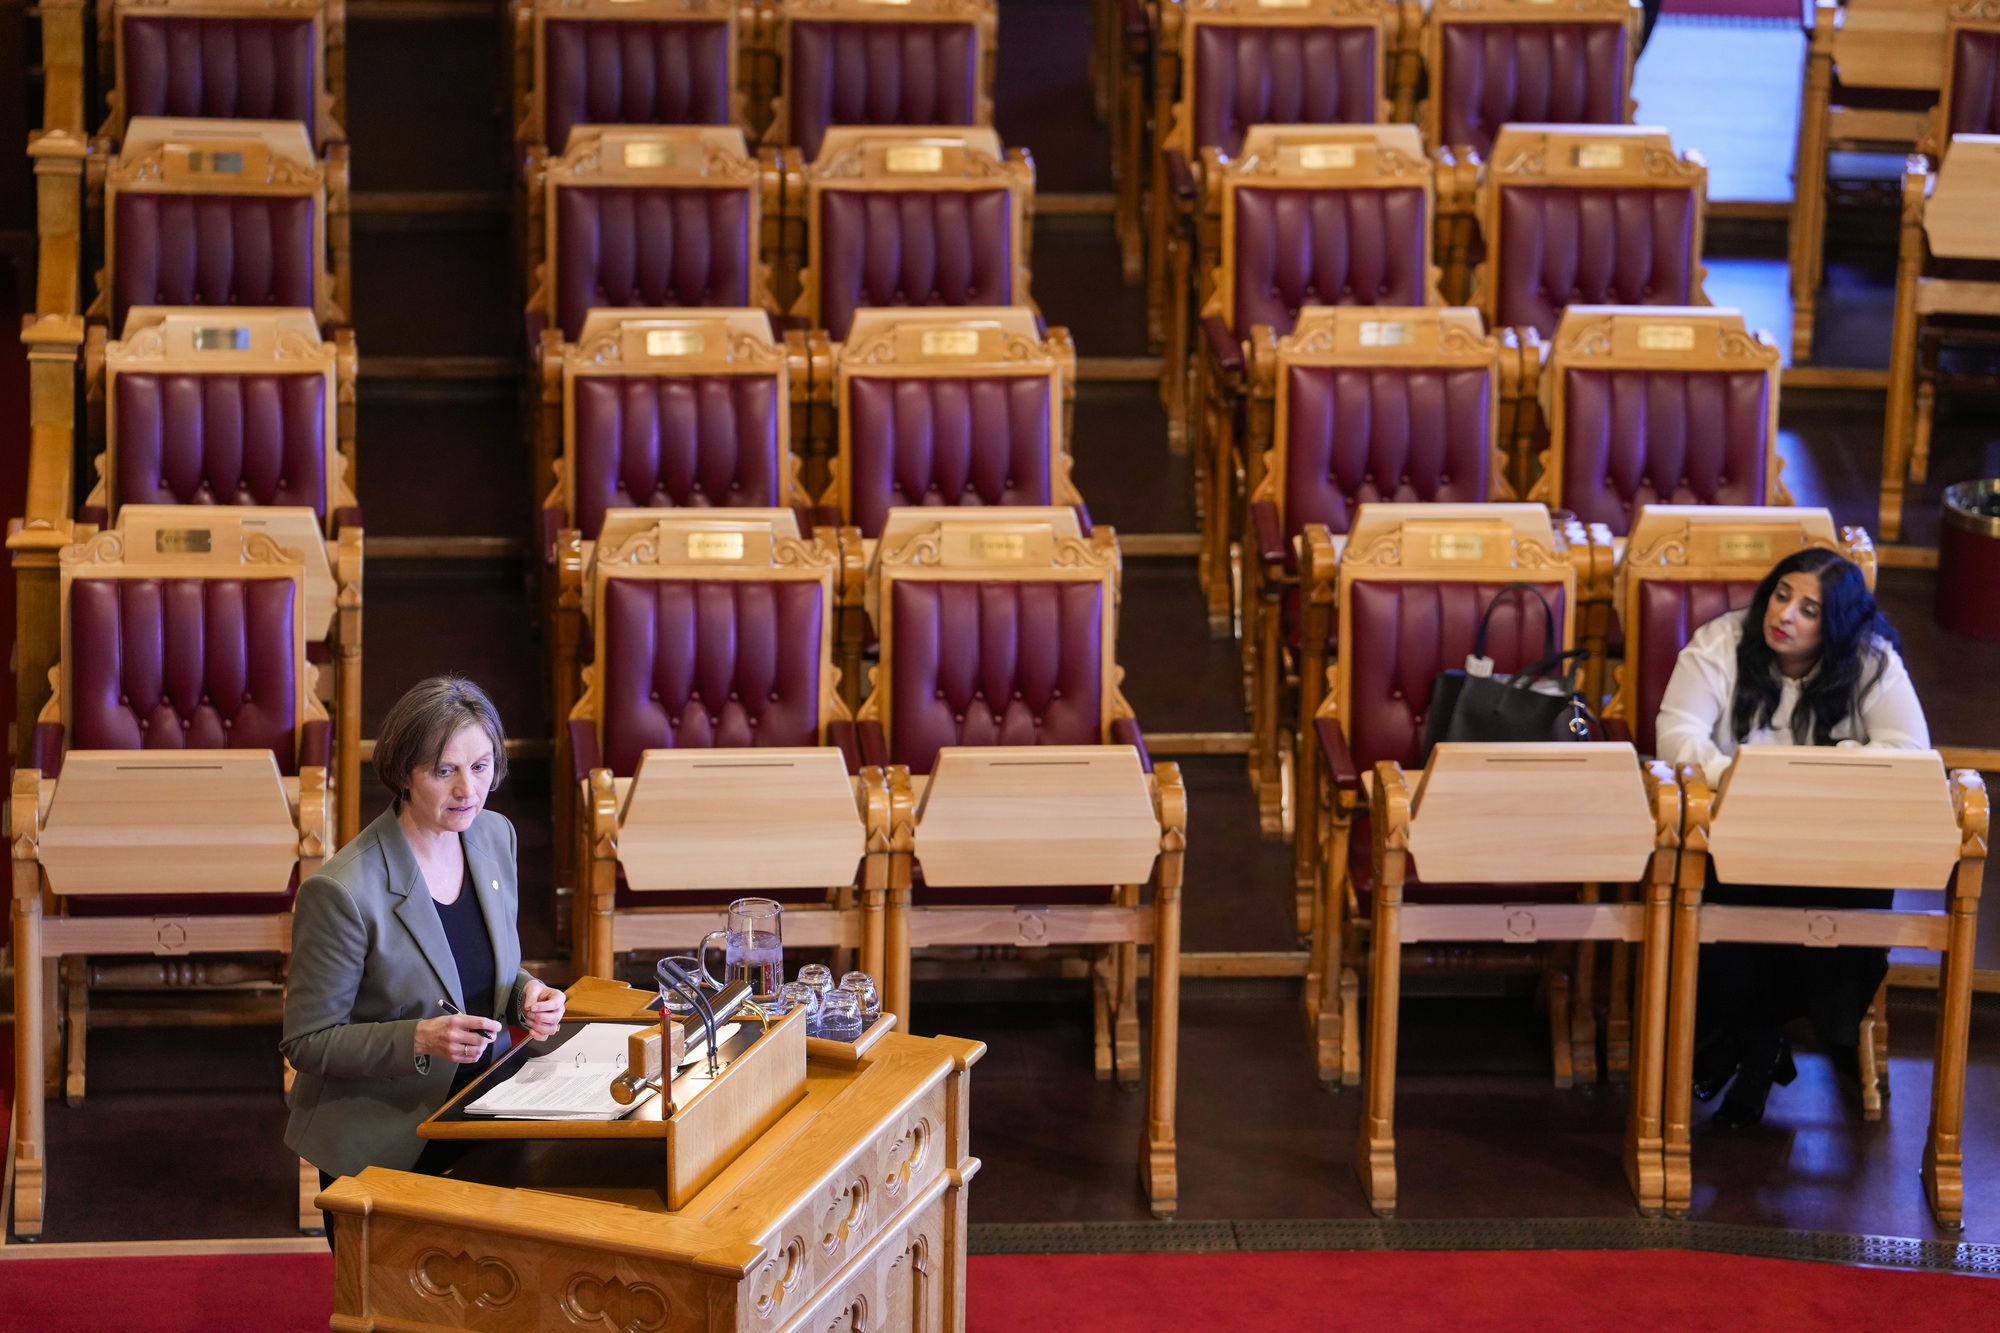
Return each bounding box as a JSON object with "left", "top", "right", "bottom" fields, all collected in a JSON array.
[
  {"left": 1355, "top": 762, "right": 1408, "bottom": 1216},
  {"left": 883, "top": 767, "right": 915, "bottom": 1030},
  {"left": 335, "top": 529, "right": 364, "bottom": 847},
  {"left": 1142, "top": 763, "right": 1185, "bottom": 1218},
  {"left": 587, "top": 769, "right": 618, "bottom": 980},
  {"left": 1623, "top": 762, "right": 1680, "bottom": 1216},
  {"left": 1880, "top": 158, "right": 1929, "bottom": 543},
  {"left": 14, "top": 315, "right": 83, "bottom": 765},
  {"left": 1923, "top": 770, "right": 1988, "bottom": 1229},
  {"left": 1788, "top": 2, "right": 1837, "bottom": 362},
  {"left": 12, "top": 769, "right": 45, "bottom": 1238},
  {"left": 1660, "top": 766, "right": 1710, "bottom": 1217}
]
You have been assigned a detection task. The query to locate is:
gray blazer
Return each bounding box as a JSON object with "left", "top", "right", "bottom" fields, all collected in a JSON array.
[{"left": 282, "top": 807, "right": 534, "bottom": 1177}]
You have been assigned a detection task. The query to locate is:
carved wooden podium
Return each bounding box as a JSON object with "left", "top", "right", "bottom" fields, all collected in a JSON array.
[
  {"left": 1668, "top": 749, "right": 1988, "bottom": 1227},
  {"left": 321, "top": 978, "right": 986, "bottom": 1333}
]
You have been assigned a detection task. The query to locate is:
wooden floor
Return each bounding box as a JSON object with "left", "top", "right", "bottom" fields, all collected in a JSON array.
[{"left": 8, "top": 0, "right": 2000, "bottom": 1249}]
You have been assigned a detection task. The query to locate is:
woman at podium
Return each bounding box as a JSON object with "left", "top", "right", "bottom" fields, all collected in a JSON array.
[
  {"left": 1654, "top": 549, "right": 1929, "bottom": 1128},
  {"left": 280, "top": 676, "right": 567, "bottom": 1248}
]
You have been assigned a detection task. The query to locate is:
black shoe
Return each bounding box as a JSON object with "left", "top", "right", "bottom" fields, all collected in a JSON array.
[
  {"left": 1712, "top": 1036, "right": 1795, "bottom": 1129},
  {"left": 1693, "top": 1032, "right": 1741, "bottom": 1103}
]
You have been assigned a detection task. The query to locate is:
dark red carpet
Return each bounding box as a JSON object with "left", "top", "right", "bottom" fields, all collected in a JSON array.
[{"left": 0, "top": 1254, "right": 334, "bottom": 1333}]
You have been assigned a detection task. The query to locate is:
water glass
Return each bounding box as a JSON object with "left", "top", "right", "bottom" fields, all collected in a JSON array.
[
  {"left": 837, "top": 971, "right": 881, "bottom": 1021},
  {"left": 656, "top": 955, "right": 711, "bottom": 1024},
  {"left": 818, "top": 989, "right": 864, "bottom": 1043},
  {"left": 796, "top": 963, "right": 835, "bottom": 1001},
  {"left": 777, "top": 981, "right": 823, "bottom": 1037}
]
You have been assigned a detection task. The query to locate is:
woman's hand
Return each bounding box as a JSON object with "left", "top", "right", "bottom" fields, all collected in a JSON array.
[
  {"left": 415, "top": 1013, "right": 503, "bottom": 1064},
  {"left": 521, "top": 978, "right": 566, "bottom": 1040}
]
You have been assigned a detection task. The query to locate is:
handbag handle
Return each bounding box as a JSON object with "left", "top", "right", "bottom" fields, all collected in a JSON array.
[{"left": 1471, "top": 581, "right": 1560, "bottom": 672}]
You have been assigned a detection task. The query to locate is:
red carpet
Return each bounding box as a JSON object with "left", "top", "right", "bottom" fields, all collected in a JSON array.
[{"left": 0, "top": 1247, "right": 1994, "bottom": 1332}]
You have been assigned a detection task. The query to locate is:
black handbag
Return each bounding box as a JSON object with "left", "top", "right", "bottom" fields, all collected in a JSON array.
[{"left": 1420, "top": 582, "right": 1597, "bottom": 766}]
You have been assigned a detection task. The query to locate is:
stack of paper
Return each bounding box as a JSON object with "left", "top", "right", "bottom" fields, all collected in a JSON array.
[{"left": 465, "top": 1023, "right": 644, "bottom": 1121}]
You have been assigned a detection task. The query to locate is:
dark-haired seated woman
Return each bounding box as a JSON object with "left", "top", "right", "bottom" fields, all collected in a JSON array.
[{"left": 1654, "top": 548, "right": 1930, "bottom": 1127}]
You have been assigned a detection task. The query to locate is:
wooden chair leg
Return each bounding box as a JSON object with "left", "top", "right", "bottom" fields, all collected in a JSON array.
[
  {"left": 1606, "top": 937, "right": 1633, "bottom": 1081},
  {"left": 1570, "top": 886, "right": 1599, "bottom": 1083},
  {"left": 13, "top": 885, "right": 47, "bottom": 1238},
  {"left": 1141, "top": 861, "right": 1182, "bottom": 1218},
  {"left": 1355, "top": 882, "right": 1401, "bottom": 1214},
  {"left": 1547, "top": 948, "right": 1575, "bottom": 1090},
  {"left": 1114, "top": 935, "right": 1141, "bottom": 1089},
  {"left": 1661, "top": 850, "right": 1706, "bottom": 1216},
  {"left": 42, "top": 955, "right": 60, "bottom": 1099},
  {"left": 64, "top": 957, "right": 87, "bottom": 1107},
  {"left": 1624, "top": 858, "right": 1675, "bottom": 1216},
  {"left": 1924, "top": 822, "right": 1984, "bottom": 1229},
  {"left": 1092, "top": 949, "right": 1114, "bottom": 1080},
  {"left": 299, "top": 1157, "right": 324, "bottom": 1234},
  {"left": 1859, "top": 979, "right": 1886, "bottom": 1121},
  {"left": 886, "top": 884, "right": 912, "bottom": 1035},
  {"left": 1910, "top": 378, "right": 1936, "bottom": 486}
]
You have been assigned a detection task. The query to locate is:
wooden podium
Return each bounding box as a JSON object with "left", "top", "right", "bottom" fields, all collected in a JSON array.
[
  {"left": 1362, "top": 744, "right": 1682, "bottom": 1217},
  {"left": 1668, "top": 749, "right": 1988, "bottom": 1226},
  {"left": 320, "top": 979, "right": 986, "bottom": 1333}
]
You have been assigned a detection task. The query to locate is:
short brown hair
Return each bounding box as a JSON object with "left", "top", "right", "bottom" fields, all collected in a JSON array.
[{"left": 373, "top": 676, "right": 508, "bottom": 807}]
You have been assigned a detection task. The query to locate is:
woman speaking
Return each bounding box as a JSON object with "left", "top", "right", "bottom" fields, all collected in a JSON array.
[
  {"left": 1655, "top": 548, "right": 1929, "bottom": 1128},
  {"left": 282, "top": 676, "right": 566, "bottom": 1244}
]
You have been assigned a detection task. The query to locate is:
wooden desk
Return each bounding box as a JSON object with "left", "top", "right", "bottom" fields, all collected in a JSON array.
[{"left": 322, "top": 981, "right": 985, "bottom": 1333}]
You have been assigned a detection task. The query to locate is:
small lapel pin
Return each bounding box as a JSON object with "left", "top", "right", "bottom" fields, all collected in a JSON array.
[{"left": 490, "top": 880, "right": 499, "bottom": 892}]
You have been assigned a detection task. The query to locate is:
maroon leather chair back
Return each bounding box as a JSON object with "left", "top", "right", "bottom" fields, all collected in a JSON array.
[
  {"left": 788, "top": 22, "right": 979, "bottom": 163},
  {"left": 1438, "top": 22, "right": 1628, "bottom": 157},
  {"left": 1285, "top": 366, "right": 1489, "bottom": 546},
  {"left": 815, "top": 190, "right": 1012, "bottom": 341},
  {"left": 1193, "top": 25, "right": 1379, "bottom": 156},
  {"left": 68, "top": 576, "right": 300, "bottom": 771},
  {"left": 1631, "top": 580, "right": 1754, "bottom": 757},
  {"left": 888, "top": 579, "right": 1103, "bottom": 774},
  {"left": 115, "top": 372, "right": 328, "bottom": 516},
  {"left": 846, "top": 376, "right": 1051, "bottom": 538},
  {"left": 1950, "top": 30, "right": 2000, "bottom": 136},
  {"left": 122, "top": 17, "right": 318, "bottom": 141},
  {"left": 1560, "top": 368, "right": 1768, "bottom": 536},
  {"left": 114, "top": 194, "right": 318, "bottom": 334},
  {"left": 543, "top": 20, "right": 733, "bottom": 154},
  {"left": 1346, "top": 579, "right": 1566, "bottom": 770},
  {"left": 555, "top": 186, "right": 752, "bottom": 342},
  {"left": 1494, "top": 186, "right": 1695, "bottom": 336},
  {"left": 572, "top": 374, "right": 782, "bottom": 540},
  {"left": 1233, "top": 186, "right": 1426, "bottom": 335},
  {"left": 600, "top": 577, "right": 824, "bottom": 775}
]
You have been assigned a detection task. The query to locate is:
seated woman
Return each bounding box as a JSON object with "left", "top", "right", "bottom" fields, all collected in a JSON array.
[{"left": 1655, "top": 548, "right": 1929, "bottom": 1127}]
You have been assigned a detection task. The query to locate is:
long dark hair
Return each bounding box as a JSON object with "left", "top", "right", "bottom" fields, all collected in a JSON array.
[{"left": 1731, "top": 548, "right": 1900, "bottom": 746}]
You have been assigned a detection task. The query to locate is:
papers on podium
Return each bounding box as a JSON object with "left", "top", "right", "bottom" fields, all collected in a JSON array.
[{"left": 465, "top": 1023, "right": 640, "bottom": 1121}]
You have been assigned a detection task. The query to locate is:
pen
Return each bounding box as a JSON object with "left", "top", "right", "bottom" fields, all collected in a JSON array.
[{"left": 439, "top": 998, "right": 461, "bottom": 1015}]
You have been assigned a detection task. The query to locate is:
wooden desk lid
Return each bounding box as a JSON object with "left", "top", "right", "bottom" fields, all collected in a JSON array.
[
  {"left": 914, "top": 745, "right": 1159, "bottom": 887},
  {"left": 617, "top": 747, "right": 865, "bottom": 892},
  {"left": 1408, "top": 743, "right": 1658, "bottom": 885},
  {"left": 1708, "top": 746, "right": 1962, "bottom": 891},
  {"left": 39, "top": 750, "right": 298, "bottom": 896}
]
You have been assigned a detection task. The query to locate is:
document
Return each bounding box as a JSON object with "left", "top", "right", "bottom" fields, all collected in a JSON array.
[{"left": 464, "top": 1022, "right": 644, "bottom": 1120}]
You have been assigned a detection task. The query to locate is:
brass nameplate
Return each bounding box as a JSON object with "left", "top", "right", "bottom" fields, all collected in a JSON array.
[
  {"left": 972, "top": 533, "right": 1028, "bottom": 560},
  {"left": 687, "top": 532, "right": 745, "bottom": 561},
  {"left": 886, "top": 145, "right": 944, "bottom": 173},
  {"left": 920, "top": 330, "right": 981, "bottom": 357},
  {"left": 179, "top": 148, "right": 246, "bottom": 174},
  {"left": 624, "top": 141, "right": 675, "bottom": 169},
  {"left": 193, "top": 327, "right": 250, "bottom": 352},
  {"left": 861, "top": 0, "right": 913, "bottom": 5},
  {"left": 1298, "top": 144, "right": 1356, "bottom": 170},
  {"left": 1258, "top": 0, "right": 1312, "bottom": 8},
  {"left": 646, "top": 329, "right": 706, "bottom": 357},
  {"left": 1573, "top": 144, "right": 1625, "bottom": 169},
  {"left": 1429, "top": 533, "right": 1485, "bottom": 561},
  {"left": 1637, "top": 325, "right": 1695, "bottom": 351},
  {"left": 1358, "top": 320, "right": 1414, "bottom": 347},
  {"left": 1716, "top": 534, "right": 1774, "bottom": 562},
  {"left": 155, "top": 528, "right": 213, "bottom": 555}
]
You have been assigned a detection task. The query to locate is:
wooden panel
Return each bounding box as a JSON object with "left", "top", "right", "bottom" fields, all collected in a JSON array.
[
  {"left": 1832, "top": 0, "right": 1949, "bottom": 90},
  {"left": 614, "top": 905, "right": 861, "bottom": 953},
  {"left": 913, "top": 745, "right": 1160, "bottom": 887},
  {"left": 1700, "top": 904, "right": 1950, "bottom": 950},
  {"left": 1924, "top": 136, "right": 2000, "bottom": 260},
  {"left": 617, "top": 748, "right": 866, "bottom": 893},
  {"left": 1826, "top": 107, "right": 1933, "bottom": 143},
  {"left": 904, "top": 904, "right": 1151, "bottom": 948},
  {"left": 39, "top": 750, "right": 298, "bottom": 896},
  {"left": 38, "top": 912, "right": 291, "bottom": 957},
  {"left": 1405, "top": 743, "right": 1659, "bottom": 885},
  {"left": 665, "top": 1008, "right": 809, "bottom": 1209},
  {"left": 1707, "top": 747, "right": 1962, "bottom": 890},
  {"left": 1400, "top": 901, "right": 1644, "bottom": 944}
]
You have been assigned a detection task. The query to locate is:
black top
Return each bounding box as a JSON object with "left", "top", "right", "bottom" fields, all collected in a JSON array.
[{"left": 435, "top": 861, "right": 498, "bottom": 1093}]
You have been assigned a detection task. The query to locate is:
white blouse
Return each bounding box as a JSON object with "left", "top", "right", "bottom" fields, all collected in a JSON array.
[{"left": 1653, "top": 609, "right": 1931, "bottom": 787}]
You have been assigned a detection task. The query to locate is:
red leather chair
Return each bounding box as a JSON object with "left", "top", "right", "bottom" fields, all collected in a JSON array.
[
  {"left": 1415, "top": 0, "right": 1639, "bottom": 159},
  {"left": 1241, "top": 308, "right": 1501, "bottom": 900},
  {"left": 96, "top": 118, "right": 349, "bottom": 336},
  {"left": 99, "top": 0, "right": 345, "bottom": 151},
  {"left": 9, "top": 526, "right": 333, "bottom": 1237}
]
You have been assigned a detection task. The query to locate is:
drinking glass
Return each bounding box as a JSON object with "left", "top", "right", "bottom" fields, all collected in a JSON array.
[
  {"left": 656, "top": 955, "right": 710, "bottom": 1023},
  {"left": 778, "top": 982, "right": 823, "bottom": 1036},
  {"left": 796, "top": 963, "right": 835, "bottom": 1001},
  {"left": 819, "top": 990, "right": 864, "bottom": 1043},
  {"left": 837, "top": 971, "right": 881, "bottom": 1021},
  {"left": 697, "top": 898, "right": 784, "bottom": 999}
]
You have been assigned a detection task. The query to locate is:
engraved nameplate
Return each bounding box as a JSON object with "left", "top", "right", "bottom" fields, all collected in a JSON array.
[
  {"left": 1430, "top": 533, "right": 1485, "bottom": 561},
  {"left": 1573, "top": 144, "right": 1625, "bottom": 169},
  {"left": 1716, "top": 534, "right": 1774, "bottom": 562},
  {"left": 1258, "top": 0, "right": 1312, "bottom": 8},
  {"left": 1299, "top": 144, "right": 1356, "bottom": 170},
  {"left": 972, "top": 533, "right": 1027, "bottom": 560},
  {"left": 1359, "top": 320, "right": 1414, "bottom": 347},
  {"left": 155, "top": 528, "right": 213, "bottom": 555},
  {"left": 1637, "top": 325, "right": 1695, "bottom": 351},
  {"left": 886, "top": 145, "right": 944, "bottom": 173},
  {"left": 920, "top": 330, "right": 981, "bottom": 357},
  {"left": 180, "top": 149, "right": 245, "bottom": 174},
  {"left": 687, "top": 532, "right": 745, "bottom": 561},
  {"left": 646, "top": 329, "right": 705, "bottom": 357},
  {"left": 193, "top": 327, "right": 250, "bottom": 352},
  {"left": 625, "top": 141, "right": 675, "bottom": 168}
]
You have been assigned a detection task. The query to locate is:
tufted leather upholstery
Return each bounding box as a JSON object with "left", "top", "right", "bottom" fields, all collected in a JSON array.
[
  {"left": 600, "top": 577, "right": 823, "bottom": 776},
  {"left": 1494, "top": 187, "right": 1695, "bottom": 337},
  {"left": 816, "top": 190, "right": 1012, "bottom": 342},
  {"left": 1193, "top": 25, "right": 1378, "bottom": 157},
  {"left": 888, "top": 580, "right": 1103, "bottom": 774},
  {"left": 555, "top": 186, "right": 752, "bottom": 342},
  {"left": 1438, "top": 22, "right": 1628, "bottom": 157},
  {"left": 115, "top": 372, "right": 328, "bottom": 516},
  {"left": 544, "top": 20, "right": 732, "bottom": 155},
  {"left": 1950, "top": 31, "right": 2000, "bottom": 137},
  {"left": 1232, "top": 187, "right": 1426, "bottom": 336},
  {"left": 571, "top": 374, "right": 782, "bottom": 540},
  {"left": 1284, "top": 366, "right": 1490, "bottom": 553},
  {"left": 1560, "top": 369, "right": 1768, "bottom": 536},
  {"left": 1631, "top": 579, "right": 1754, "bottom": 758},
  {"left": 788, "top": 22, "right": 979, "bottom": 163},
  {"left": 68, "top": 577, "right": 300, "bottom": 772},
  {"left": 1345, "top": 579, "right": 1566, "bottom": 772},
  {"left": 846, "top": 375, "right": 1051, "bottom": 538},
  {"left": 122, "top": 17, "right": 318, "bottom": 141},
  {"left": 114, "top": 194, "right": 318, "bottom": 334}
]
